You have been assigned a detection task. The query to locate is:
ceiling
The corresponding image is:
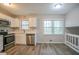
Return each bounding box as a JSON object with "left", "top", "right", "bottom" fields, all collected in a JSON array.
[{"left": 0, "top": 3, "right": 79, "bottom": 16}]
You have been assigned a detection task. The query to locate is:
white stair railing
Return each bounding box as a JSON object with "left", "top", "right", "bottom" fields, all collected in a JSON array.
[{"left": 65, "top": 33, "right": 79, "bottom": 53}]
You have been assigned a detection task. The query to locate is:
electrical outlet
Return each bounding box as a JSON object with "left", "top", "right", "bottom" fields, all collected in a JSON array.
[{"left": 49, "top": 40, "right": 52, "bottom": 42}]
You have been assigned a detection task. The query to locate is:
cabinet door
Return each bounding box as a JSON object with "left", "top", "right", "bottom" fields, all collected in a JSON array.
[
  {"left": 15, "top": 34, "right": 26, "bottom": 44},
  {"left": 29, "top": 17, "right": 37, "bottom": 27},
  {"left": 10, "top": 19, "right": 20, "bottom": 27}
]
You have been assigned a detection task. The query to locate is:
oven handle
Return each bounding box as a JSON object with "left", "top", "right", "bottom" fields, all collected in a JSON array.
[{"left": 4, "top": 35, "right": 14, "bottom": 37}]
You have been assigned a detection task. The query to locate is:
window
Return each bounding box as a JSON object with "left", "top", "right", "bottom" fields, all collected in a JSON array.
[
  {"left": 21, "top": 20, "right": 29, "bottom": 30},
  {"left": 44, "top": 20, "right": 64, "bottom": 34},
  {"left": 44, "top": 21, "right": 52, "bottom": 34},
  {"left": 54, "top": 21, "right": 64, "bottom": 34}
]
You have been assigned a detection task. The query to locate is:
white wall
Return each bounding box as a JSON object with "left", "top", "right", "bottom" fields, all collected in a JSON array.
[
  {"left": 0, "top": 13, "right": 65, "bottom": 44},
  {"left": 65, "top": 7, "right": 79, "bottom": 27},
  {"left": 36, "top": 14, "right": 65, "bottom": 43}
]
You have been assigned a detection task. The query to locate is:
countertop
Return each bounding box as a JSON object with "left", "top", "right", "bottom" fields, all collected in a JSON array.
[{"left": 8, "top": 32, "right": 36, "bottom": 34}]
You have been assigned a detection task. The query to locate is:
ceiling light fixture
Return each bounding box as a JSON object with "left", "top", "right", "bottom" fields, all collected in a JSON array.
[{"left": 53, "top": 3, "right": 63, "bottom": 9}]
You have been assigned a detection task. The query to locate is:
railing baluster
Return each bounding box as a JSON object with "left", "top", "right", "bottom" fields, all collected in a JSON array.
[{"left": 65, "top": 33, "right": 79, "bottom": 53}]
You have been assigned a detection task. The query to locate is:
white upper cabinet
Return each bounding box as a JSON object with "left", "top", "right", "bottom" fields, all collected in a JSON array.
[
  {"left": 0, "top": 13, "right": 12, "bottom": 21},
  {"left": 29, "top": 17, "right": 37, "bottom": 27},
  {"left": 10, "top": 18, "right": 20, "bottom": 27}
]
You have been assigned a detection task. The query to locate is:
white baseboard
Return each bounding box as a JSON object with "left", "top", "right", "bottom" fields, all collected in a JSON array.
[{"left": 36, "top": 42, "right": 65, "bottom": 44}]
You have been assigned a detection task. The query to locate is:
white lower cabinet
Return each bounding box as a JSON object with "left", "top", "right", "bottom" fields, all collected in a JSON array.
[
  {"left": 15, "top": 33, "right": 26, "bottom": 45},
  {"left": 0, "top": 35, "right": 3, "bottom": 52}
]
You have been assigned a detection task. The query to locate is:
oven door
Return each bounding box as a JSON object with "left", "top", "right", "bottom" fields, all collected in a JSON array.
[{"left": 4, "top": 34, "right": 15, "bottom": 45}]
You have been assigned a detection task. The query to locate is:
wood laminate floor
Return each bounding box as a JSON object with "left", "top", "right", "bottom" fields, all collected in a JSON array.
[{"left": 5, "top": 43, "right": 79, "bottom": 55}]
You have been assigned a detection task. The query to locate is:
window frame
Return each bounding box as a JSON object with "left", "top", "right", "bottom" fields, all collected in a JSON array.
[
  {"left": 21, "top": 20, "right": 29, "bottom": 30},
  {"left": 43, "top": 20, "right": 65, "bottom": 35}
]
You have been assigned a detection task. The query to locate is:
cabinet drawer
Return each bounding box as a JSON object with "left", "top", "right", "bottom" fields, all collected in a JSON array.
[{"left": 0, "top": 42, "right": 3, "bottom": 46}]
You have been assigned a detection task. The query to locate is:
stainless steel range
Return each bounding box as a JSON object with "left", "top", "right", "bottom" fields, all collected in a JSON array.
[{"left": 0, "top": 30, "right": 15, "bottom": 51}]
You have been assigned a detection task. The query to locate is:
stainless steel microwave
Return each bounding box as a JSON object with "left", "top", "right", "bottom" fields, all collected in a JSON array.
[{"left": 0, "top": 18, "right": 10, "bottom": 27}]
